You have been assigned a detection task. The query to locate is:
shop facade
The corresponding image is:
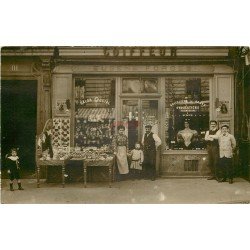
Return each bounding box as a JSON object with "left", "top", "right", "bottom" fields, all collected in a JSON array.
[{"left": 1, "top": 46, "right": 245, "bottom": 178}]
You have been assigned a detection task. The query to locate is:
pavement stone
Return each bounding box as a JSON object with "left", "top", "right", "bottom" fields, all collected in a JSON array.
[{"left": 1, "top": 177, "right": 250, "bottom": 204}]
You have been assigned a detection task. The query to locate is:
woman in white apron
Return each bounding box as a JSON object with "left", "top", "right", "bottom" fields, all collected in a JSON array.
[{"left": 112, "top": 125, "right": 129, "bottom": 180}]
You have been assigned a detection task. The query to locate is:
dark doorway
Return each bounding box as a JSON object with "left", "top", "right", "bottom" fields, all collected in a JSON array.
[{"left": 1, "top": 80, "right": 37, "bottom": 172}]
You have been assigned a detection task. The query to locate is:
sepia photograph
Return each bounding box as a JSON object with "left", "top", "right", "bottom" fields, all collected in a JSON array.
[
  {"left": 0, "top": 2, "right": 250, "bottom": 250},
  {"left": 1, "top": 46, "right": 250, "bottom": 204}
]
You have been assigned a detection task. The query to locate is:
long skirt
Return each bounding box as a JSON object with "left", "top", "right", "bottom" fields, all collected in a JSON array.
[{"left": 116, "top": 146, "right": 129, "bottom": 174}]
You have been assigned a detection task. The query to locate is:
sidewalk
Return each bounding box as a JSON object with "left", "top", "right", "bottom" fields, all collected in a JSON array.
[{"left": 1, "top": 177, "right": 250, "bottom": 204}]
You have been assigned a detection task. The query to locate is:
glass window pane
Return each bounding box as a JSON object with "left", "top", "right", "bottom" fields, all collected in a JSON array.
[
  {"left": 74, "top": 77, "right": 115, "bottom": 148},
  {"left": 122, "top": 79, "right": 141, "bottom": 93},
  {"left": 122, "top": 100, "right": 139, "bottom": 149},
  {"left": 142, "top": 100, "right": 159, "bottom": 135},
  {"left": 141, "top": 79, "right": 158, "bottom": 93},
  {"left": 165, "top": 78, "right": 210, "bottom": 150}
]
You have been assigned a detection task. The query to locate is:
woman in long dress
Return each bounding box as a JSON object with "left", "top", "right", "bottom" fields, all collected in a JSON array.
[{"left": 112, "top": 125, "right": 129, "bottom": 180}]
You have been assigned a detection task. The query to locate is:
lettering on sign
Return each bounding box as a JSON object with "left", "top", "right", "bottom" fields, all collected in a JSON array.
[
  {"left": 64, "top": 64, "right": 215, "bottom": 74},
  {"left": 176, "top": 105, "right": 200, "bottom": 113},
  {"left": 80, "top": 97, "right": 110, "bottom": 106},
  {"left": 103, "top": 47, "right": 171, "bottom": 57},
  {"left": 90, "top": 65, "right": 195, "bottom": 72}
]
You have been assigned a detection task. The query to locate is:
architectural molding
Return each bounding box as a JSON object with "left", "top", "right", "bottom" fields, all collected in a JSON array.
[{"left": 53, "top": 64, "right": 234, "bottom": 75}]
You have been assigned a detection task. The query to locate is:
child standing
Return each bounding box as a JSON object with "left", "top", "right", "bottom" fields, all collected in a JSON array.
[
  {"left": 130, "top": 142, "right": 144, "bottom": 180},
  {"left": 6, "top": 148, "right": 24, "bottom": 191}
]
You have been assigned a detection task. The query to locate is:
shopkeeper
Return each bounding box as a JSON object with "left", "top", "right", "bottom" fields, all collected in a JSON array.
[
  {"left": 112, "top": 125, "right": 129, "bottom": 180},
  {"left": 142, "top": 125, "right": 162, "bottom": 181}
]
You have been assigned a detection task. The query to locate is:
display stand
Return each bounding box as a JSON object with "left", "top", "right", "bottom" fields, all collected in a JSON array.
[
  {"left": 35, "top": 119, "right": 69, "bottom": 188},
  {"left": 69, "top": 157, "right": 115, "bottom": 188},
  {"left": 36, "top": 159, "right": 66, "bottom": 188}
]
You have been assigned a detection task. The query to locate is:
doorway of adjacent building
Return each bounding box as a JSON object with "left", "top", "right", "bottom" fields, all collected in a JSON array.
[{"left": 1, "top": 80, "right": 37, "bottom": 172}]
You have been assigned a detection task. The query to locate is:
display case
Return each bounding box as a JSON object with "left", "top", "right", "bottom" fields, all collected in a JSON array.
[
  {"left": 74, "top": 77, "right": 116, "bottom": 149},
  {"left": 165, "top": 77, "right": 210, "bottom": 150}
]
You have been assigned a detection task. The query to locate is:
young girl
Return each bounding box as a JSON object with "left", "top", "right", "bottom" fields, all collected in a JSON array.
[
  {"left": 6, "top": 148, "right": 24, "bottom": 191},
  {"left": 130, "top": 142, "right": 144, "bottom": 180}
]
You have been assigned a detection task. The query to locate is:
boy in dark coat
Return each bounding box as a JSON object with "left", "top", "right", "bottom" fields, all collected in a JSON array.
[{"left": 6, "top": 148, "right": 24, "bottom": 191}]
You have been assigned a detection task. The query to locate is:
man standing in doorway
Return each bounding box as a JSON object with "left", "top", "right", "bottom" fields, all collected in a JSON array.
[
  {"left": 142, "top": 125, "right": 162, "bottom": 181},
  {"left": 205, "top": 120, "right": 221, "bottom": 180}
]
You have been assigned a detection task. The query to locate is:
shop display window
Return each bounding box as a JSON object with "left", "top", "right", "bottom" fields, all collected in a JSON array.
[
  {"left": 122, "top": 78, "right": 158, "bottom": 93},
  {"left": 165, "top": 77, "right": 210, "bottom": 150},
  {"left": 74, "top": 78, "right": 116, "bottom": 148}
]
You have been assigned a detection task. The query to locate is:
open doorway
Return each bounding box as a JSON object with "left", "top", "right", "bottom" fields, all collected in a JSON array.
[{"left": 1, "top": 80, "right": 37, "bottom": 174}]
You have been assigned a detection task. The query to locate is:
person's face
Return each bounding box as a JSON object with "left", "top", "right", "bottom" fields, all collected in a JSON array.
[
  {"left": 184, "top": 122, "right": 189, "bottom": 128},
  {"left": 210, "top": 122, "right": 217, "bottom": 130},
  {"left": 145, "top": 127, "right": 151, "bottom": 134},
  {"left": 11, "top": 150, "right": 17, "bottom": 156},
  {"left": 135, "top": 143, "right": 140, "bottom": 149},
  {"left": 221, "top": 127, "right": 229, "bottom": 135},
  {"left": 118, "top": 128, "right": 124, "bottom": 135}
]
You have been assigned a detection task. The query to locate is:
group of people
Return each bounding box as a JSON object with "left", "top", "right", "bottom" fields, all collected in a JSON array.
[
  {"left": 112, "top": 125, "right": 161, "bottom": 181},
  {"left": 205, "top": 120, "right": 236, "bottom": 184},
  {"left": 5, "top": 120, "right": 236, "bottom": 191}
]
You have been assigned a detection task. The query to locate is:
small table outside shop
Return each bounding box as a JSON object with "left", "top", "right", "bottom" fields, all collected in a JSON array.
[
  {"left": 36, "top": 159, "right": 66, "bottom": 188},
  {"left": 69, "top": 156, "right": 115, "bottom": 188}
]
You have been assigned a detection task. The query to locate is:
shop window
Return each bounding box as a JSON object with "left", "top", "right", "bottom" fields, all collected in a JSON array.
[
  {"left": 141, "top": 79, "right": 158, "bottom": 93},
  {"left": 122, "top": 78, "right": 158, "bottom": 93},
  {"left": 74, "top": 78, "right": 116, "bottom": 148},
  {"left": 165, "top": 77, "right": 210, "bottom": 150}
]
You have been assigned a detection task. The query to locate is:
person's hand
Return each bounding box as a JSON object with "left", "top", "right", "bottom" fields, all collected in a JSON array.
[
  {"left": 114, "top": 152, "right": 117, "bottom": 155},
  {"left": 7, "top": 170, "right": 10, "bottom": 174}
]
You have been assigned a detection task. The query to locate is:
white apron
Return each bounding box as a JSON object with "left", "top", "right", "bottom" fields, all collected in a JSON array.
[{"left": 116, "top": 146, "right": 129, "bottom": 174}]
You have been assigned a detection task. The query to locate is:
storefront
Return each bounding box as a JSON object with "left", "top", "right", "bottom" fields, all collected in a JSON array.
[{"left": 1, "top": 47, "right": 238, "bottom": 178}]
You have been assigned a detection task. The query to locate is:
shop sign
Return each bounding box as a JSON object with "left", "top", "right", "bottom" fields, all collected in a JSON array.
[
  {"left": 103, "top": 47, "right": 172, "bottom": 57},
  {"left": 171, "top": 100, "right": 206, "bottom": 114},
  {"left": 175, "top": 104, "right": 200, "bottom": 113},
  {"left": 81, "top": 97, "right": 110, "bottom": 106}
]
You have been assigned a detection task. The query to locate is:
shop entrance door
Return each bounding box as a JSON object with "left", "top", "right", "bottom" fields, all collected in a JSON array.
[{"left": 121, "top": 98, "right": 159, "bottom": 149}]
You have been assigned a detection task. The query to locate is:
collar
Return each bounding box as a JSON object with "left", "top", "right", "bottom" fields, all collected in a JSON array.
[
  {"left": 222, "top": 133, "right": 229, "bottom": 137},
  {"left": 8, "top": 156, "right": 19, "bottom": 161},
  {"left": 210, "top": 128, "right": 217, "bottom": 131}
]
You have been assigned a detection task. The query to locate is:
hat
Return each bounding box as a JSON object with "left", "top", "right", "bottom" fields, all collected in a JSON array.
[
  {"left": 145, "top": 125, "right": 152, "bottom": 129},
  {"left": 221, "top": 124, "right": 229, "bottom": 129}
]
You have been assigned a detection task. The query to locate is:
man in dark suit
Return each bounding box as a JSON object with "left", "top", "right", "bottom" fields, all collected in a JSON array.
[
  {"left": 205, "top": 120, "right": 221, "bottom": 180},
  {"left": 141, "top": 125, "right": 161, "bottom": 181}
]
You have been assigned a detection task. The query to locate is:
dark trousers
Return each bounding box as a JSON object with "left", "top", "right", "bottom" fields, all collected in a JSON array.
[
  {"left": 143, "top": 150, "right": 156, "bottom": 179},
  {"left": 218, "top": 157, "right": 234, "bottom": 180},
  {"left": 207, "top": 145, "right": 219, "bottom": 177}
]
